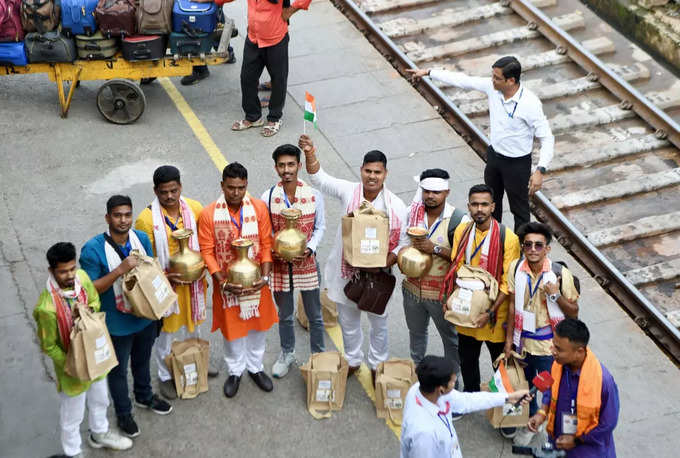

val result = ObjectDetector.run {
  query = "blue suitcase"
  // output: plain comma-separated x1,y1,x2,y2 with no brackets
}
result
61,0,98,37
172,0,216,34
0,42,28,66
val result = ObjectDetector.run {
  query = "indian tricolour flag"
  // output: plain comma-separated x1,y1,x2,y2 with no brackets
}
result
488,361,515,393
304,91,318,128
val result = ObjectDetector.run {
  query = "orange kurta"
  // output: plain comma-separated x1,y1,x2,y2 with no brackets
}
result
198,198,278,341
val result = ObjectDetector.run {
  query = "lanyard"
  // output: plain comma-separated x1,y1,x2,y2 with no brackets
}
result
427,218,442,239
164,215,180,231
283,192,294,209
503,88,523,118
119,239,132,257
527,273,544,299
565,368,578,414
470,234,487,260
230,207,244,236
438,413,453,438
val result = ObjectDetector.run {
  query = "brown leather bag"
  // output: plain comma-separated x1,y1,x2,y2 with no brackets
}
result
20,0,59,33
344,270,396,316
95,0,136,37
136,0,172,34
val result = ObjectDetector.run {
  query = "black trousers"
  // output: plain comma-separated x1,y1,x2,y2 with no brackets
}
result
484,145,531,232
457,333,504,392
240,34,289,122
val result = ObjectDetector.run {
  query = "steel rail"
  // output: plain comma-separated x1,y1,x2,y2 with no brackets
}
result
331,0,680,363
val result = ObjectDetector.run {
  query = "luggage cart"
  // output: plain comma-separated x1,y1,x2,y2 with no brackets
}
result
0,28,231,125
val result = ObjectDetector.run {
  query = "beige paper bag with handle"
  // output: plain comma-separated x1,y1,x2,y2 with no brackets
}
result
123,251,178,320
300,351,349,419
341,201,389,268
65,305,118,381
444,264,499,327
375,358,417,425
484,352,529,428
165,338,210,399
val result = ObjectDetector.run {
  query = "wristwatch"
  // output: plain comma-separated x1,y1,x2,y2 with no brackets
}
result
262,275,270,285
548,291,561,302
537,166,547,174
433,245,442,256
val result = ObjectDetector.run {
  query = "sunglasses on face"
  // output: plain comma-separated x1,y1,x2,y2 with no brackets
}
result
522,241,546,251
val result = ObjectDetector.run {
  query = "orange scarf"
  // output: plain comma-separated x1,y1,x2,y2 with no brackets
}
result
546,348,603,437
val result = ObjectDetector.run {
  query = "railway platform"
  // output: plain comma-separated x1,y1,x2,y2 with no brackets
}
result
0,0,678,457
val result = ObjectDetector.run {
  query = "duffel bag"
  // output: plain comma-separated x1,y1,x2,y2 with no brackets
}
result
61,0,98,37
0,0,24,41
20,0,59,33
137,0,172,35
122,34,165,61
0,41,27,65
75,31,117,59
95,0,136,37
168,30,212,57
172,0,216,34
26,31,77,62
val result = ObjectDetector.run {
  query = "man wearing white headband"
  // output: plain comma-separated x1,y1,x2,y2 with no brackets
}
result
400,169,469,407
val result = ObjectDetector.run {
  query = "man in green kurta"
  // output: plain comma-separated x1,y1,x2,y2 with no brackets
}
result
34,242,132,458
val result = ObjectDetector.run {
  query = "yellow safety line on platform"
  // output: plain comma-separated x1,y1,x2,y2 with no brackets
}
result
162,76,401,440
159,77,228,171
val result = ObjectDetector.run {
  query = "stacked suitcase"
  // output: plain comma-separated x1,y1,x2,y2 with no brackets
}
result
0,0,219,65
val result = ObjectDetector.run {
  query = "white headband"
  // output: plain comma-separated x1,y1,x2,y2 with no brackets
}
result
419,177,449,191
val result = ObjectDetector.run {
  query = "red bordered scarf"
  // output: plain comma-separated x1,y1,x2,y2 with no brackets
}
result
47,272,88,350
340,184,402,279
269,180,319,292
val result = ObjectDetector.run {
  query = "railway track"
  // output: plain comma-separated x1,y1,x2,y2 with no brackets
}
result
331,0,680,363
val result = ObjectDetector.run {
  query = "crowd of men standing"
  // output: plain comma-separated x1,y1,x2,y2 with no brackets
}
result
36,55,619,458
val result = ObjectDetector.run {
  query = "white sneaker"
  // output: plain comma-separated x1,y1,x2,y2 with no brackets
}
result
272,352,296,378
513,426,536,447
88,430,133,451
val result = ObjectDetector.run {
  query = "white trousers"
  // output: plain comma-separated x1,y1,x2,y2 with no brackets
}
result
222,330,266,376
154,327,201,382
59,378,109,457
337,301,389,370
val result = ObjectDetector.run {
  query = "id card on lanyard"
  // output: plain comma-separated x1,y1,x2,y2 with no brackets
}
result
523,273,543,333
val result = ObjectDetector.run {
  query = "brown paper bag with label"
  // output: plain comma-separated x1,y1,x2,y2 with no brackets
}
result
166,338,210,399
445,264,499,327
65,306,118,381
296,288,339,330
375,358,417,425
484,353,529,428
123,251,178,320
300,351,349,419
341,201,389,268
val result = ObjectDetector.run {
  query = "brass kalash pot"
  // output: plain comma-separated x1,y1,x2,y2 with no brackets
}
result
397,227,434,279
227,239,261,288
274,208,307,262
169,229,205,282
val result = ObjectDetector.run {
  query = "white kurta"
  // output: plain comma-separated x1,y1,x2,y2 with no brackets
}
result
307,167,409,312
401,383,507,458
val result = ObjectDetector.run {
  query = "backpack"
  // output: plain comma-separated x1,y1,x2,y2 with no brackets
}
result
447,207,467,247
136,0,172,35
0,0,24,41
20,0,59,33
513,257,581,294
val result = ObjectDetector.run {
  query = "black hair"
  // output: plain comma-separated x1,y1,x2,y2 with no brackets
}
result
222,162,248,181
106,195,133,214
416,355,455,394
492,56,521,84
419,168,450,180
46,242,76,269
517,221,553,245
555,318,590,347
272,144,301,163
362,150,387,167
153,165,181,188
468,184,494,200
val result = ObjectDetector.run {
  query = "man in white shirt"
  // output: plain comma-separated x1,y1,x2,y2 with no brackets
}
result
401,355,530,458
407,56,555,231
298,134,408,382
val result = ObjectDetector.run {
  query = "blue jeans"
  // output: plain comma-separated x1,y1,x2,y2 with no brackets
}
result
273,265,325,354
107,322,157,417
522,353,554,416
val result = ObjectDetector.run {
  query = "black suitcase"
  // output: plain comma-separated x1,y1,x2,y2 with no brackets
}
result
121,34,165,61
25,31,77,63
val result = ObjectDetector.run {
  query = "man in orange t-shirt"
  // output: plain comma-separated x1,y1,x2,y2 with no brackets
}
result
198,162,278,398
218,0,312,137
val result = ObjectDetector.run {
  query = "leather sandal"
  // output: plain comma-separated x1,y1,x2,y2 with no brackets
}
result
261,120,281,137
231,118,264,131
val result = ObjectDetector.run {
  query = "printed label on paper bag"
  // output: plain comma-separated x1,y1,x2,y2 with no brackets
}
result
316,380,333,402
364,227,377,239
360,239,380,254
387,389,401,398
95,335,106,349
152,275,170,303
385,398,403,409
94,346,110,364
184,363,198,386
451,288,472,314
